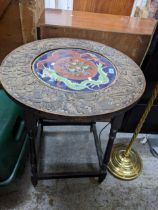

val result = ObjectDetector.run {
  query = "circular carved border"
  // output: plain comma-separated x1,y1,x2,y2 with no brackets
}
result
0,38,146,117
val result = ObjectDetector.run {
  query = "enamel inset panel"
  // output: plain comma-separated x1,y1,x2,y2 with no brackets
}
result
32,49,116,92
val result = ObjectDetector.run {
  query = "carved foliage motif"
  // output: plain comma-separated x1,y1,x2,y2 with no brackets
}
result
0,38,145,117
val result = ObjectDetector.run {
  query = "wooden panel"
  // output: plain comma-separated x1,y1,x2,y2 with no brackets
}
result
19,0,44,43
38,9,156,35
0,0,44,64
37,9,156,64
0,0,23,63
73,0,134,16
0,0,11,18
39,26,151,65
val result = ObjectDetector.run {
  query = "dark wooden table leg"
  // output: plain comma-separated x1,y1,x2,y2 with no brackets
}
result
24,110,38,187
98,114,124,183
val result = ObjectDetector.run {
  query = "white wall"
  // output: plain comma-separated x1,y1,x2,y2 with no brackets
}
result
45,0,55,8
45,0,73,10
131,0,148,16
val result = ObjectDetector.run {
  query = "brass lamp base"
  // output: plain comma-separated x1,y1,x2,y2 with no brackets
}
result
108,144,142,180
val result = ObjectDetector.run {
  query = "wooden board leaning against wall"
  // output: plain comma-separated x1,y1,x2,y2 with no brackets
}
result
38,9,156,65
0,0,44,64
73,0,134,16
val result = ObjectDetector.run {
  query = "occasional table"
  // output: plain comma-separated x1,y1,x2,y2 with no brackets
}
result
0,38,145,186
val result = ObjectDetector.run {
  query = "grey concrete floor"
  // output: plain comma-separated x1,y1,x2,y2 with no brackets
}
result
0,123,158,210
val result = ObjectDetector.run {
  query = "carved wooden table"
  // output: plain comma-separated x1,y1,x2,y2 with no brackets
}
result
0,38,145,186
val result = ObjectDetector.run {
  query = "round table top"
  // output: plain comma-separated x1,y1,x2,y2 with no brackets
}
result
0,38,145,118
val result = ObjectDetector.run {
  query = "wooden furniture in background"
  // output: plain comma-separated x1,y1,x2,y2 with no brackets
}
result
0,0,11,17
73,0,134,16
0,0,44,63
37,9,156,65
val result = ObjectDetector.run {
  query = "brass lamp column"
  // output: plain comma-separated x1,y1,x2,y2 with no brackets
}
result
108,83,158,180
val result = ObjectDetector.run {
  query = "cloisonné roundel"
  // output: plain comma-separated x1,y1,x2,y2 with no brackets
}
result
32,48,117,92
